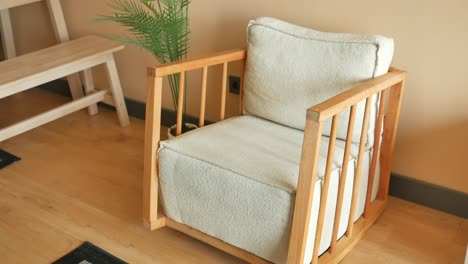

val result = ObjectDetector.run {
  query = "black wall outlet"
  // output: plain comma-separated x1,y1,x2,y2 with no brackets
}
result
229,76,241,95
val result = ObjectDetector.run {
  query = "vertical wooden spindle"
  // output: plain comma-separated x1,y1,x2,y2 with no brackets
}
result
287,117,323,264
199,67,208,127
239,59,246,115
143,71,163,227
330,105,357,253
364,90,388,218
347,98,372,237
220,62,228,121
176,71,185,136
311,115,339,264
378,80,405,199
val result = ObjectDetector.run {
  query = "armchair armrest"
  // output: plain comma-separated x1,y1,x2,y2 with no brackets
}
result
288,68,407,264
307,68,407,122
148,49,246,77
147,48,247,135
143,49,247,230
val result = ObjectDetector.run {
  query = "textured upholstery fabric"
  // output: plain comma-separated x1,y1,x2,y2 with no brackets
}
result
244,17,394,147
158,116,380,263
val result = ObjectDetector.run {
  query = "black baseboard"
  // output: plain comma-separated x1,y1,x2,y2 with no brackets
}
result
389,173,467,218
39,80,468,219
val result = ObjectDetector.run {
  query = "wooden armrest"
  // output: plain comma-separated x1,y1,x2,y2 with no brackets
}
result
148,49,246,77
289,67,407,264
307,68,407,122
144,48,247,228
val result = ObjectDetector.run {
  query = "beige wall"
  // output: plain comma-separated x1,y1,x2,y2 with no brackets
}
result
3,0,467,193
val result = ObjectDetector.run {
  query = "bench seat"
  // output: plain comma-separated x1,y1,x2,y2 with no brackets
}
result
0,35,123,99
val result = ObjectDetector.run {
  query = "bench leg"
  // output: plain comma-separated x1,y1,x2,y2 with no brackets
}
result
81,69,99,115
105,56,130,127
45,0,86,104
0,9,17,59
66,73,85,100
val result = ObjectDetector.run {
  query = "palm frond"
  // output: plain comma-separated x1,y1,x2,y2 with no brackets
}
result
99,0,190,111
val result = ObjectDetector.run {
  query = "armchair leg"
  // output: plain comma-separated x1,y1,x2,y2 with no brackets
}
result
143,71,165,229
287,116,323,264
378,80,405,200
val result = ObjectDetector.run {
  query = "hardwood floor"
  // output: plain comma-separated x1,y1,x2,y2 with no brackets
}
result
0,88,466,263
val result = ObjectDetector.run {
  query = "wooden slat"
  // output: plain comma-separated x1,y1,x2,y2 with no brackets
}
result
198,66,208,127
378,80,406,199
176,71,185,136
166,218,270,264
330,105,357,253
0,0,42,10
154,49,246,77
239,58,246,115
143,73,166,230
0,90,106,142
88,88,114,107
0,9,16,59
347,98,373,237
308,70,406,122
364,90,388,217
318,199,387,264
287,111,323,263
312,115,339,264
220,62,228,121
0,36,124,99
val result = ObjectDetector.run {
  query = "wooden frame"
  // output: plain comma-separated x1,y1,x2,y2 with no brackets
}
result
144,49,406,264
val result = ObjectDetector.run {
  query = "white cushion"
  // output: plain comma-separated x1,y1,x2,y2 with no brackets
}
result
244,17,394,147
158,116,380,263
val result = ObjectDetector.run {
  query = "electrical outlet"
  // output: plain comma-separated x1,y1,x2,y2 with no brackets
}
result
229,76,241,95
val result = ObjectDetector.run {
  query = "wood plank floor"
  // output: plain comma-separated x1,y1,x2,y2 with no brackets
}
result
0,89,467,264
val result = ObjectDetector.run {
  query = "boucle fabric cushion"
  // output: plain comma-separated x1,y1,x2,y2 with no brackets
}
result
244,17,394,147
158,116,380,263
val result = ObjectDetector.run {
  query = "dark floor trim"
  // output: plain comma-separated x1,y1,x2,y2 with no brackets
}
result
389,173,467,218
39,80,468,219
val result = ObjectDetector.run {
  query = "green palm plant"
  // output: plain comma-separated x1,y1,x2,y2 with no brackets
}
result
98,0,192,133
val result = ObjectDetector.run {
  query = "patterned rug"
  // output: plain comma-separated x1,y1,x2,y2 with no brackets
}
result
53,242,127,264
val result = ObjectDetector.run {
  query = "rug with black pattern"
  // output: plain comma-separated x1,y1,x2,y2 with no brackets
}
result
53,242,127,264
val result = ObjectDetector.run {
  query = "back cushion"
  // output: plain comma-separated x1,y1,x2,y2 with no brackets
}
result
244,17,394,147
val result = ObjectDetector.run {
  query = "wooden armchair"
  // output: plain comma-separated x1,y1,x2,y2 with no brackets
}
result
143,17,406,264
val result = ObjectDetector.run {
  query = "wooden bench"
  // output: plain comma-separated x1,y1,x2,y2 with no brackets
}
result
0,36,130,141
0,0,129,142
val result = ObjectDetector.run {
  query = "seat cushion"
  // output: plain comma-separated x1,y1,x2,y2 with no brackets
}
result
160,115,357,193
244,17,394,147
158,116,380,263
